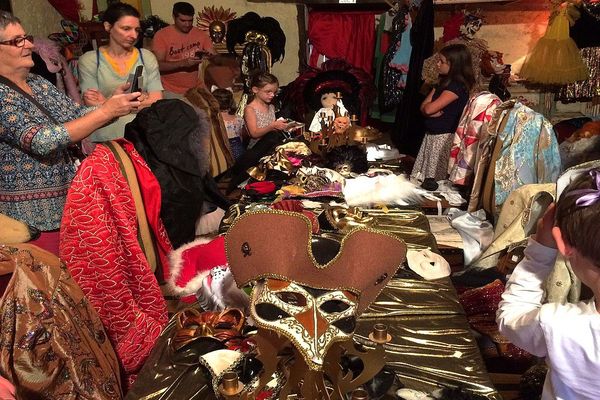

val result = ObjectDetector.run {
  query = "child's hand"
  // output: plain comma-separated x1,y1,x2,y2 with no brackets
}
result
533,203,557,249
272,119,289,130
83,89,107,106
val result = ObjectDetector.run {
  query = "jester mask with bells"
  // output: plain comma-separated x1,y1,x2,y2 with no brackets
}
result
226,210,407,372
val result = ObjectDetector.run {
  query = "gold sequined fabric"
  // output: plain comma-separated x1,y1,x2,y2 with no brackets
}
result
557,46,600,101
0,244,122,399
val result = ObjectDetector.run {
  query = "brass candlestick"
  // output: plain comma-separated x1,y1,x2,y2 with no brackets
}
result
351,388,369,400
218,371,243,398
368,323,392,345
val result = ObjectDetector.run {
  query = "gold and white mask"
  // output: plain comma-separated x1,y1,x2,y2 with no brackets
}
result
251,278,358,370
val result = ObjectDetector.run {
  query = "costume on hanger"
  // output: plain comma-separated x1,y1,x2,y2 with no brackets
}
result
307,11,377,75
493,102,561,207
519,4,588,85
448,92,502,186
32,37,81,103
391,0,434,156
60,140,171,387
381,5,411,111
558,3,600,101
0,244,122,399
185,88,234,177
473,101,561,214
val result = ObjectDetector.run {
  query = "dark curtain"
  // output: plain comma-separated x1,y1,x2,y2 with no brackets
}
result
308,11,377,75
391,0,434,157
0,0,11,12
47,0,81,22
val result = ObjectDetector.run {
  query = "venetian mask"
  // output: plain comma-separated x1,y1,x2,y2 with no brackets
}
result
460,14,483,40
406,249,450,280
333,115,351,135
225,210,407,373
209,20,226,44
320,92,338,109
251,278,358,369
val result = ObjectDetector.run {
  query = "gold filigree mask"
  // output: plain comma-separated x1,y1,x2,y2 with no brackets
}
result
251,278,358,370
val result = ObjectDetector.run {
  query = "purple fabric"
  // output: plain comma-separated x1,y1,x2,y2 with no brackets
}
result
570,170,600,207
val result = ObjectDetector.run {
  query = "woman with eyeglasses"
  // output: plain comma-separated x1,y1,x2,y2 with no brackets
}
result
78,2,163,143
0,11,142,254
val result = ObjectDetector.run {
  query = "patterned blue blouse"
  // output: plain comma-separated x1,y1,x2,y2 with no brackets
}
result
0,74,91,231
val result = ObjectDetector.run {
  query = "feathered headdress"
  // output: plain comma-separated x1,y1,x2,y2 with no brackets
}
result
283,59,376,126
196,6,237,31
225,12,286,64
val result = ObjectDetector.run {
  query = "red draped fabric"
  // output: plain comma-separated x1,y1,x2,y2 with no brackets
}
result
60,140,171,388
308,11,377,75
47,0,81,22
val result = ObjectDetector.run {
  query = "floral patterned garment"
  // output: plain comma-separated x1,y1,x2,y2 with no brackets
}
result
0,74,91,231
494,101,561,207
0,244,123,399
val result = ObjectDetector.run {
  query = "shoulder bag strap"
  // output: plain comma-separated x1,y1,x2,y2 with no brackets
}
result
103,141,159,273
0,75,59,124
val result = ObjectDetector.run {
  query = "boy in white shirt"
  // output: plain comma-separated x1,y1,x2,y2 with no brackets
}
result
497,169,600,400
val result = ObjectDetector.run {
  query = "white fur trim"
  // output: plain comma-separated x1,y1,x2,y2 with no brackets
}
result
167,236,220,296
343,174,423,207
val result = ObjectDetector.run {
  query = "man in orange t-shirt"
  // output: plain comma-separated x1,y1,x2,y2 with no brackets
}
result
152,2,214,98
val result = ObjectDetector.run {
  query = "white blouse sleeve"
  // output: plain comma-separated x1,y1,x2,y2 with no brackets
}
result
496,238,558,357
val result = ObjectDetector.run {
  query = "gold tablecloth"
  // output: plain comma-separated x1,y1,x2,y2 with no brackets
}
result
358,275,500,399
129,208,499,399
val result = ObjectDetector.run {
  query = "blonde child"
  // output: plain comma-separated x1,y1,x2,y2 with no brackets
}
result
497,169,600,399
212,88,245,161
243,72,288,149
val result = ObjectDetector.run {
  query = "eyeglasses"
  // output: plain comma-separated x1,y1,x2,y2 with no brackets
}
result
0,35,34,48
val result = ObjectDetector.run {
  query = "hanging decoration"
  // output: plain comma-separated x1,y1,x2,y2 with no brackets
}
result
422,9,488,87
47,0,82,22
519,1,589,85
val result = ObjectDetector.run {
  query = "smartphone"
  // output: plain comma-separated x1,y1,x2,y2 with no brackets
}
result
128,65,143,93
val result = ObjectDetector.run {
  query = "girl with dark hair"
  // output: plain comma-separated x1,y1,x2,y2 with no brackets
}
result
213,88,246,160
411,43,474,190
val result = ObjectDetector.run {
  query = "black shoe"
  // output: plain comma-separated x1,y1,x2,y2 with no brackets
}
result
421,177,438,191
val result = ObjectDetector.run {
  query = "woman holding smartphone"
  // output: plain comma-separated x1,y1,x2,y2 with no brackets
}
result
78,2,163,143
